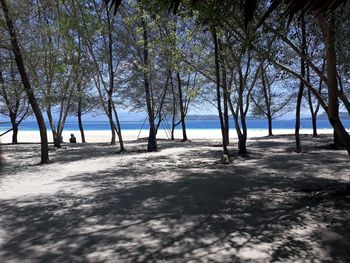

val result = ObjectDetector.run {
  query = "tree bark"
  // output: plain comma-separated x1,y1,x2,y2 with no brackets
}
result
77,101,86,143
1,0,49,163
222,64,230,146
141,12,157,152
11,122,18,144
295,16,306,153
317,14,350,154
267,115,273,136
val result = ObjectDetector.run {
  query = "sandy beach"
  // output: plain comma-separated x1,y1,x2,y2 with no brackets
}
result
1,132,350,262
0,128,337,144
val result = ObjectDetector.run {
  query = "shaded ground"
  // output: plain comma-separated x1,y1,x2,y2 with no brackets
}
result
0,135,350,262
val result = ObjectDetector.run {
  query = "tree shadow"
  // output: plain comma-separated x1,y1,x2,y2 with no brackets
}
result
0,135,350,262
1,171,350,261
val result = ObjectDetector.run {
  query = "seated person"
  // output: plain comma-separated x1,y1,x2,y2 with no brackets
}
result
69,134,77,144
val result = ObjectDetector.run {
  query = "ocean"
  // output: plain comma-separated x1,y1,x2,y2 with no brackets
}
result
1,119,350,132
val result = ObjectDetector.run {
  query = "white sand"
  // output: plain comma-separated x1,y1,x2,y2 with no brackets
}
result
0,134,349,262
0,128,336,143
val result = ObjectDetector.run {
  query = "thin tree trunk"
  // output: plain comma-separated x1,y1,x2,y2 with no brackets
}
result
106,7,118,147
170,72,177,140
1,0,49,163
46,108,61,148
222,65,230,146
77,82,86,143
261,68,273,136
307,87,318,138
111,102,126,152
108,109,116,145
176,72,188,141
77,100,86,143
212,29,230,159
141,13,157,152
295,83,303,153
267,114,273,136
305,60,318,138
237,70,248,156
0,70,20,144
295,16,306,153
218,39,230,146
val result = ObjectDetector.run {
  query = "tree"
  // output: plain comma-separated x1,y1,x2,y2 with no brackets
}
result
0,0,49,163
0,59,30,144
251,64,293,136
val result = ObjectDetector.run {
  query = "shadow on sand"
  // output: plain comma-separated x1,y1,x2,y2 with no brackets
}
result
0,135,350,262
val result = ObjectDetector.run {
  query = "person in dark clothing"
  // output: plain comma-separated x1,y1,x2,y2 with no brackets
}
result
69,134,77,143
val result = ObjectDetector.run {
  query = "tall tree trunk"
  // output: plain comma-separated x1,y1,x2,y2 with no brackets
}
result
222,65,230,146
261,69,273,136
218,39,230,146
212,29,230,159
295,17,306,153
176,72,188,141
170,72,177,140
141,13,157,152
1,0,49,163
318,14,350,154
108,108,116,145
295,82,304,153
306,61,318,138
237,70,248,156
77,90,86,143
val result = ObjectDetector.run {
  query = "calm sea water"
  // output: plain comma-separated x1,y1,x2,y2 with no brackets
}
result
1,119,350,132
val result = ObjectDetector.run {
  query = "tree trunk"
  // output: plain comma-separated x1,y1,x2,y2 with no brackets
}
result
176,72,188,141
295,83,303,153
311,112,318,137
267,114,273,136
1,0,49,163
54,136,61,148
11,122,18,144
108,101,116,145
141,13,157,152
112,103,126,152
317,14,350,155
212,29,230,158
222,65,230,146
306,59,318,138
238,134,247,155
170,73,177,140
261,69,273,136
308,87,318,138
77,99,86,143
46,109,61,148
295,16,306,153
